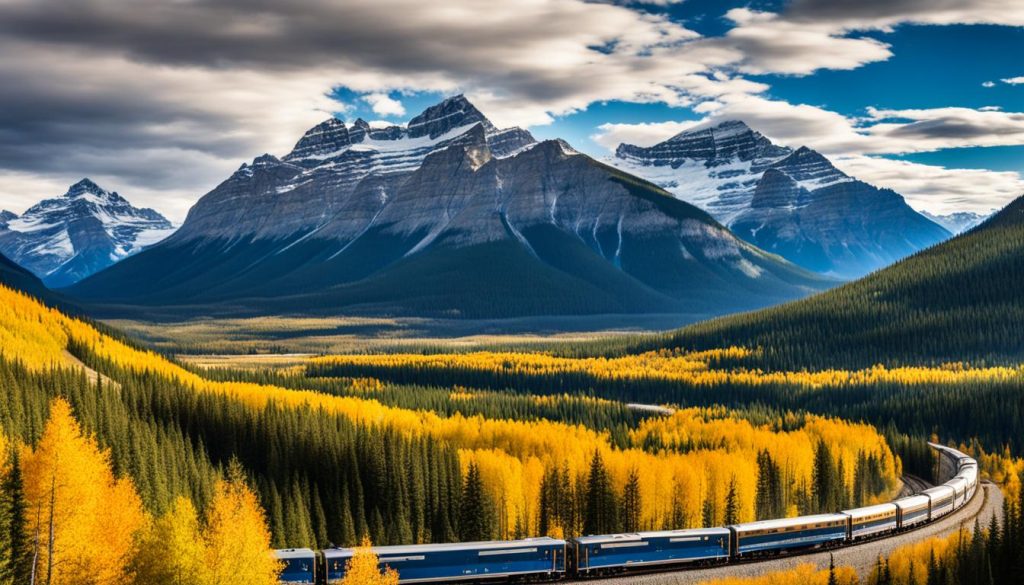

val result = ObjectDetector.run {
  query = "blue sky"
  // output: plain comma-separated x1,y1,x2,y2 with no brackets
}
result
335,16,1024,179
0,0,1022,219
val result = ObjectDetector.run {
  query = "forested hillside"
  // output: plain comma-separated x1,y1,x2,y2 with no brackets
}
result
636,194,1024,369
0,284,900,554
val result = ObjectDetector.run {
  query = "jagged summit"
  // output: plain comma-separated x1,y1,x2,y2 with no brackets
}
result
68,96,828,319
0,178,175,287
611,119,949,278
283,95,531,165
617,119,789,168
407,94,496,139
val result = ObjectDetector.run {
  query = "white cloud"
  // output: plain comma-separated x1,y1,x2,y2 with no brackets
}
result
982,81,996,87
0,0,1021,222
1003,76,1024,85
590,120,702,150
702,9,893,76
833,156,1024,215
864,106,1024,152
362,93,406,117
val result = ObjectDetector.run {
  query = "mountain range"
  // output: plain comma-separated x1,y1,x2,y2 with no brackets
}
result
68,96,829,319
646,192,1024,368
612,121,951,278
0,179,174,287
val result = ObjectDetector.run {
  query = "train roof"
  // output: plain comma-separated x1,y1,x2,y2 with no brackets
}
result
274,548,317,559
894,494,931,507
730,513,846,532
574,527,729,545
921,485,955,498
322,537,565,558
841,503,898,517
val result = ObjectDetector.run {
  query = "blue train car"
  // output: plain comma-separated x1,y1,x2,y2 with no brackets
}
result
894,494,930,528
841,503,898,540
730,514,847,556
573,528,730,574
322,537,566,583
274,548,317,584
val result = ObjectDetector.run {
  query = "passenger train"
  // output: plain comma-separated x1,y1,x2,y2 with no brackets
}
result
276,444,978,584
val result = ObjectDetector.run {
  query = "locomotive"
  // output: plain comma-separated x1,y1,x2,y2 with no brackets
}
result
276,444,978,584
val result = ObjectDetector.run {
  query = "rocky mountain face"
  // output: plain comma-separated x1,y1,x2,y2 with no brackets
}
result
613,121,951,278
70,97,829,319
0,179,175,287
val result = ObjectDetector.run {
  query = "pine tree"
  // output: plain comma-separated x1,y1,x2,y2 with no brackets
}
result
583,452,618,535
927,548,939,585
701,498,715,528
724,476,739,525
813,441,835,512
1,452,28,585
621,469,641,533
458,463,492,542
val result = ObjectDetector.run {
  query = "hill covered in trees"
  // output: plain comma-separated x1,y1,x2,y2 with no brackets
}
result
0,283,900,558
638,194,1024,369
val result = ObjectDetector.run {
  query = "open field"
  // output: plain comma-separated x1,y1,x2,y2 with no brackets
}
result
104,312,699,355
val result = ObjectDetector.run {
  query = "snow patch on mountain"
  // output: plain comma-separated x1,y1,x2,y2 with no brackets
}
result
0,179,175,286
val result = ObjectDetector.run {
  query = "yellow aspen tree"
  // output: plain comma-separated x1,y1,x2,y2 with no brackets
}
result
202,463,281,585
21,398,146,585
338,537,399,585
131,496,204,585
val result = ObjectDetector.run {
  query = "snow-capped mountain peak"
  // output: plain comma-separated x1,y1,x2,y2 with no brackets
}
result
0,178,176,287
172,96,537,243
610,120,949,278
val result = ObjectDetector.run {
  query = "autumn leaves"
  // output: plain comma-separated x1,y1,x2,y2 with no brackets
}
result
5,398,279,585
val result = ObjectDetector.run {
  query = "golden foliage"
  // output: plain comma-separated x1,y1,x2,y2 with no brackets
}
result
202,465,282,585
312,348,1024,388
131,476,282,585
872,531,961,585
21,397,147,585
338,537,399,585
0,285,898,538
132,497,205,585
696,563,859,585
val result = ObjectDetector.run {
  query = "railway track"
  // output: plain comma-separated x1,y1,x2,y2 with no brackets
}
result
585,480,1001,584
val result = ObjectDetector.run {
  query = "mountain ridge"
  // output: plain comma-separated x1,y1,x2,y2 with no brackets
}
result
69,97,831,319
611,120,951,278
641,192,1024,368
0,178,175,287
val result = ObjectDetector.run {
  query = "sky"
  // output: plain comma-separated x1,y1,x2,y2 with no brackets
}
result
0,0,1022,222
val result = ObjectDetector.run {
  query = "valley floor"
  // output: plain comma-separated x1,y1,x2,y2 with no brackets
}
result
104,312,700,355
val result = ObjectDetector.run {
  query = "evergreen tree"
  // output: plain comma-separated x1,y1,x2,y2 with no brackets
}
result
813,441,835,512
458,463,492,542
0,449,27,585
583,451,618,535
701,498,715,528
621,469,641,533
724,476,739,525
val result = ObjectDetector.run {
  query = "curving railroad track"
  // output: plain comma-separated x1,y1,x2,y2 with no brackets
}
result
586,480,1002,584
